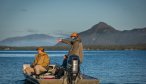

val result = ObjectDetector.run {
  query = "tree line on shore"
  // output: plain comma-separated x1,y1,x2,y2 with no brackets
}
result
0,44,146,50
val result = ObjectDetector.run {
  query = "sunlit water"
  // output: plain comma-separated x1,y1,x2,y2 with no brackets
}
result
0,50,146,84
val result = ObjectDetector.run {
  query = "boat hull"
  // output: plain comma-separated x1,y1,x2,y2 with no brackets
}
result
24,73,99,84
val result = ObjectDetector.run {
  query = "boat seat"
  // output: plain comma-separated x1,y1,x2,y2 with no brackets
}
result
38,65,55,76
38,71,48,76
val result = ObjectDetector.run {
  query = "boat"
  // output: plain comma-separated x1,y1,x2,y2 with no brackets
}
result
23,64,99,84
23,55,99,84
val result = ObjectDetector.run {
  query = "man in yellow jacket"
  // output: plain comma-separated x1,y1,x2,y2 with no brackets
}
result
25,47,50,76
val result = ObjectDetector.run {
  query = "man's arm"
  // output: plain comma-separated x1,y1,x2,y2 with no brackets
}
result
31,55,38,67
61,39,72,45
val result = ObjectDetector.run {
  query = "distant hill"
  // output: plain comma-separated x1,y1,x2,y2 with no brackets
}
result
57,22,146,46
1,22,146,47
0,34,57,46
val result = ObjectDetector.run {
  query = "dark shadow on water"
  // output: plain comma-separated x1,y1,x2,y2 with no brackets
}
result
14,79,34,84
14,79,25,84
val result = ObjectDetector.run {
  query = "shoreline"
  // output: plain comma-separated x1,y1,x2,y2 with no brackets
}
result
0,45,146,50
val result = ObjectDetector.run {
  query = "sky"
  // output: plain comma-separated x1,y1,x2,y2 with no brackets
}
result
0,0,146,41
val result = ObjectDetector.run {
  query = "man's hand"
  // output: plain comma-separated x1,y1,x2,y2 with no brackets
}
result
30,64,35,68
57,38,62,43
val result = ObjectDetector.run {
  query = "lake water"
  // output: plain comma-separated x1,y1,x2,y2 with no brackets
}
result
0,50,146,84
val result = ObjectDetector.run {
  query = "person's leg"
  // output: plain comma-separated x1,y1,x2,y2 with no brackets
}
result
25,67,34,75
34,65,47,75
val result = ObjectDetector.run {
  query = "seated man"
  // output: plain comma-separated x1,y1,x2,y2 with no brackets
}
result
54,55,68,79
25,47,50,77
61,55,68,69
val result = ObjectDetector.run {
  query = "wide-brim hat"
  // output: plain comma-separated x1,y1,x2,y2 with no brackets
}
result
36,47,44,51
70,32,78,37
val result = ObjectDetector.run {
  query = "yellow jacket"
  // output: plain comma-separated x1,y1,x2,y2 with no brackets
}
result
32,52,50,68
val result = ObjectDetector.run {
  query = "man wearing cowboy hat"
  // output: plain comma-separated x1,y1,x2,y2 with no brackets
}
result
58,32,83,63
25,47,50,77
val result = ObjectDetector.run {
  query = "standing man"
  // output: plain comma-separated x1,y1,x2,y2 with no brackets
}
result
58,32,83,63
25,47,50,77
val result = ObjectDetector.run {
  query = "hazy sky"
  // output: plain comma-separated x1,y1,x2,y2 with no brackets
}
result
0,0,146,40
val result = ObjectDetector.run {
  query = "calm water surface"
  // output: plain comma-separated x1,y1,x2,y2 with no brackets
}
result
0,50,146,84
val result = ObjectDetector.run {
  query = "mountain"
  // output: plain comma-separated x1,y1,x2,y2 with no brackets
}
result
80,22,119,35
1,22,146,47
0,34,57,46
57,22,146,46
